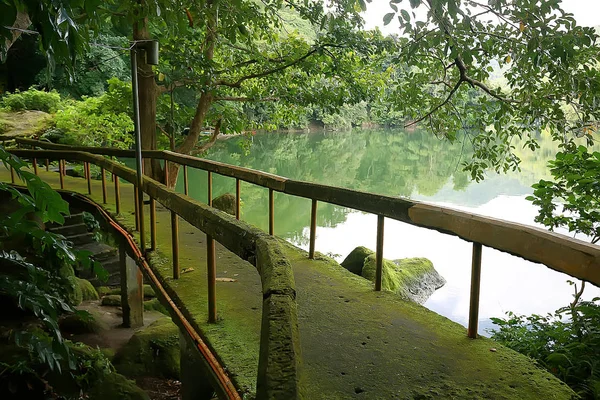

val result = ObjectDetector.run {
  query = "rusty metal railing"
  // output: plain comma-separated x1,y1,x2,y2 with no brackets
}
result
11,138,600,339
5,147,302,399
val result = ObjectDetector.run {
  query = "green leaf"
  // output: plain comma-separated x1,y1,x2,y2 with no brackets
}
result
383,12,395,26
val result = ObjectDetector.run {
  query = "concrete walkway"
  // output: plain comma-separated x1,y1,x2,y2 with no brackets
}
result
2,166,575,399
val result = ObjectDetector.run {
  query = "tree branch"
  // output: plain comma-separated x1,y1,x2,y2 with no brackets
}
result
405,78,463,128
191,119,222,155
213,46,323,88
213,96,279,102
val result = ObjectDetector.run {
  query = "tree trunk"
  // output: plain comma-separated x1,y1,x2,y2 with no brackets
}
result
165,4,218,189
133,1,162,182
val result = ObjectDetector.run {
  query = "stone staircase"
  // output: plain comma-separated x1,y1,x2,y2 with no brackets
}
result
47,212,121,286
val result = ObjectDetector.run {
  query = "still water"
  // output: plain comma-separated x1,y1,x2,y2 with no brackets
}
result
173,129,600,334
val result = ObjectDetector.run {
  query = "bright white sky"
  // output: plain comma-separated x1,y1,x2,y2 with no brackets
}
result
363,0,600,33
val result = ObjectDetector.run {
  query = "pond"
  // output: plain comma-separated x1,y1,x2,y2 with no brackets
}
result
172,128,600,335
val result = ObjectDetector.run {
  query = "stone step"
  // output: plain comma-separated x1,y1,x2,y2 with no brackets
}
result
78,242,117,259
101,258,121,274
48,223,88,236
65,232,95,246
47,212,85,230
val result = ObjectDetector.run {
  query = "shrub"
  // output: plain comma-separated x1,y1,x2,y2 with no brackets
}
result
1,88,61,113
54,78,134,149
491,282,600,399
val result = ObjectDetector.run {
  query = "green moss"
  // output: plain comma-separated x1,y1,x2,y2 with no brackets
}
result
340,246,374,275
59,311,108,334
113,317,180,379
97,286,112,296
143,284,156,298
144,298,168,315
69,276,83,306
362,255,430,293
212,193,236,215
87,371,149,400
77,278,99,301
101,294,121,306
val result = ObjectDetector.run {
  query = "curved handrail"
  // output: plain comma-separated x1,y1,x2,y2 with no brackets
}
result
7,148,302,399
12,139,600,288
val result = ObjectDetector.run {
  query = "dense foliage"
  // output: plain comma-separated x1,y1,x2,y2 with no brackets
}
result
528,144,600,244
52,78,134,149
0,147,112,397
491,282,600,398
0,88,61,113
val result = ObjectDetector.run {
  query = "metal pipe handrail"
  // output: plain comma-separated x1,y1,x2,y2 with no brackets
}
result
5,148,301,398
11,142,600,290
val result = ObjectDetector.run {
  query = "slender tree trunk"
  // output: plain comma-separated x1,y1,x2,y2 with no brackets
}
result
166,3,218,188
133,1,161,182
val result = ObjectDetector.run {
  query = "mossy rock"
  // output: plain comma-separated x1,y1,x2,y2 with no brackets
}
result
113,317,180,379
143,284,156,299
107,287,121,296
362,255,446,304
341,246,375,275
97,286,113,296
87,370,149,400
69,276,83,306
212,193,236,215
77,278,99,301
144,298,168,316
59,311,108,334
101,294,121,306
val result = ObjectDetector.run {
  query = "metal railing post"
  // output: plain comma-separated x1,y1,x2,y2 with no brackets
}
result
375,215,385,291
164,159,169,187
134,187,140,231
150,198,157,251
45,159,49,172
468,243,483,338
309,199,317,259
207,236,217,323
101,167,107,203
10,165,15,184
183,165,188,195
269,188,274,235
85,162,92,194
235,178,240,220
59,160,64,189
207,171,212,206
114,174,121,214
171,211,180,279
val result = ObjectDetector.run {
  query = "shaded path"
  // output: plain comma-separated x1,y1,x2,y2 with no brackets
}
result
1,166,575,399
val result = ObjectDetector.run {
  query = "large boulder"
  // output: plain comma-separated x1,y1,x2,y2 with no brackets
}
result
362,255,445,304
112,317,180,379
340,246,374,275
212,193,236,215
77,278,99,301
59,310,109,334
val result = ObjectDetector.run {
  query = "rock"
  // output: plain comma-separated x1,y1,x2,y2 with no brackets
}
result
87,370,149,400
77,278,99,301
144,284,156,299
212,193,236,215
113,317,180,379
362,255,445,304
101,294,121,306
97,286,112,296
341,246,375,275
69,276,83,306
59,311,108,334
144,298,169,316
